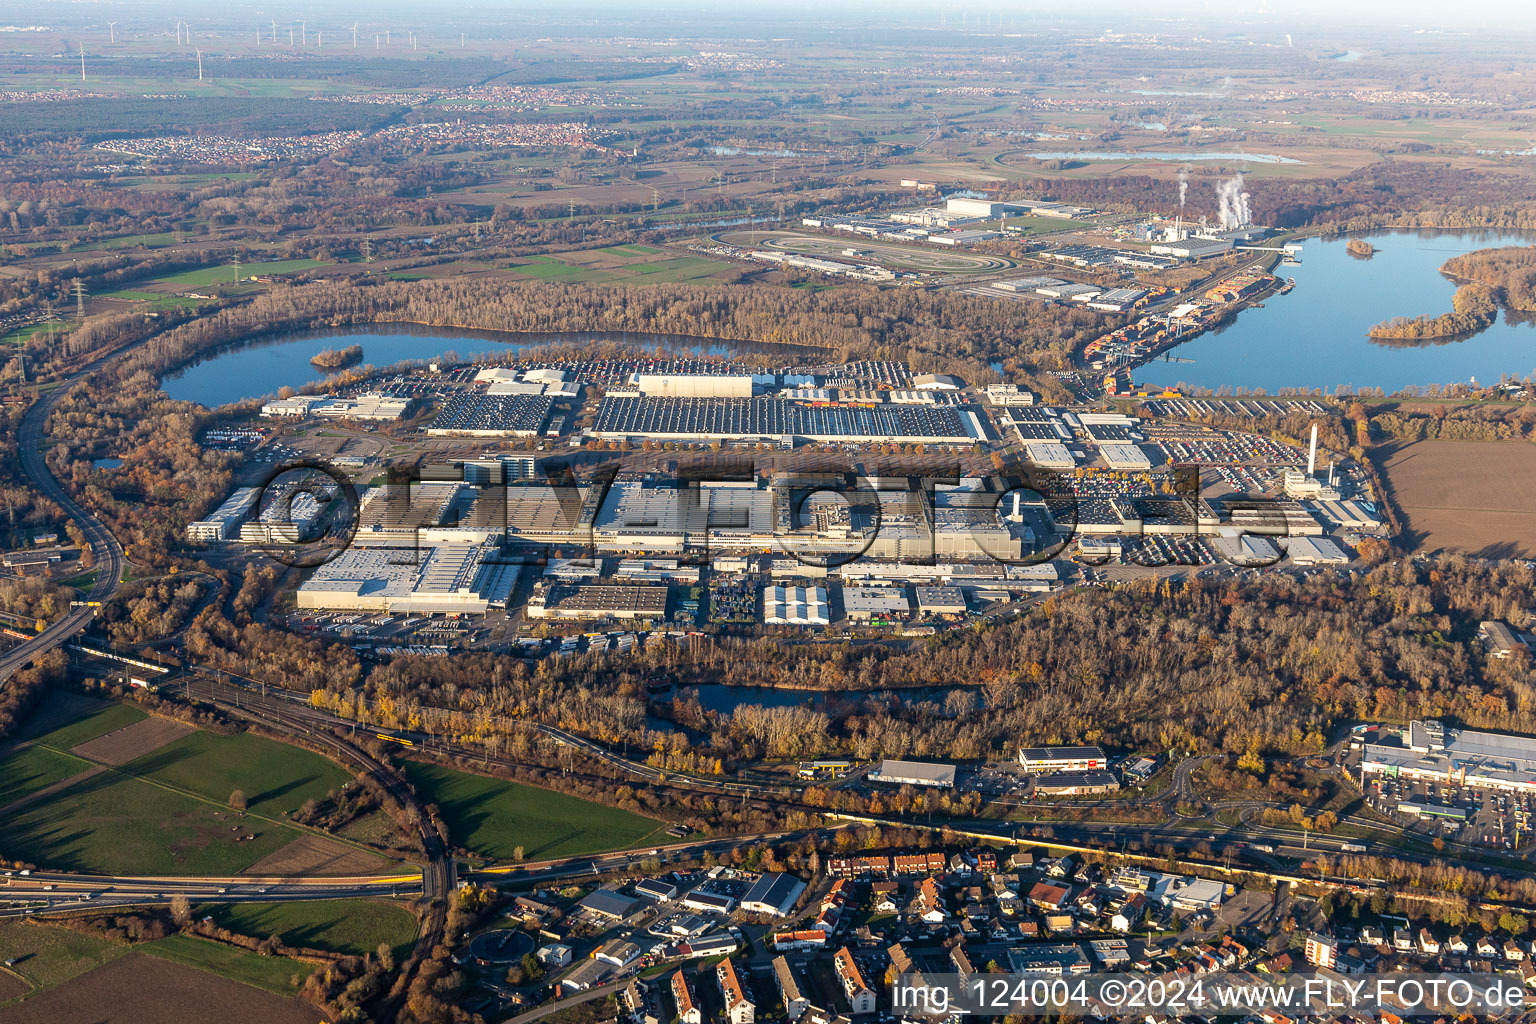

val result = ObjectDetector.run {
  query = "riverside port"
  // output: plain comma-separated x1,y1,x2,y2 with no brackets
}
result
1080,262,1289,382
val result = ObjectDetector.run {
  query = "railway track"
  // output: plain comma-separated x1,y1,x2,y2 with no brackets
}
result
1,364,125,682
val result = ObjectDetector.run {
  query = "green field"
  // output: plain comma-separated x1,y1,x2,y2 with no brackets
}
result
401,762,662,861
140,933,313,995
0,917,129,1002
506,247,734,285
69,231,180,252
145,259,330,291
0,746,90,807
103,288,207,311
0,702,362,875
21,701,145,748
200,900,417,958
0,321,67,347
126,731,352,819
0,772,301,875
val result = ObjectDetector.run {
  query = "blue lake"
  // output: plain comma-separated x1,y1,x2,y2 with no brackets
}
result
1142,231,1536,394
161,326,754,407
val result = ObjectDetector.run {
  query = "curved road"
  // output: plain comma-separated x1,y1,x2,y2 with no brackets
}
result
1,375,124,681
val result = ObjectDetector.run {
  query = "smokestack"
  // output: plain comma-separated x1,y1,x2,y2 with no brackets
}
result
1308,424,1318,477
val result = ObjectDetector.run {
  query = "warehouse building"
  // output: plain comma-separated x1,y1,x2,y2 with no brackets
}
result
1024,442,1076,469
915,586,966,616
1362,719,1536,793
841,586,910,622
1283,536,1351,565
1149,238,1233,260
578,888,643,921
636,373,755,398
186,486,261,541
589,396,976,444
1480,621,1529,659
1086,287,1148,313
992,277,1065,294
1033,770,1121,796
764,585,830,626
1210,534,1280,566
1098,443,1153,471
741,872,807,917
427,393,554,437
296,544,519,614
527,584,668,621
871,759,957,788
260,393,411,421
945,197,1004,219
1019,745,1107,773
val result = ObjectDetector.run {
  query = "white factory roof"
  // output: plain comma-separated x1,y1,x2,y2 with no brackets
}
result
1284,536,1350,565
764,584,829,626
872,759,957,787
1366,721,1536,791
1025,442,1076,469
1210,534,1280,566
993,276,1066,292
297,543,519,613
1099,443,1153,470
841,586,910,618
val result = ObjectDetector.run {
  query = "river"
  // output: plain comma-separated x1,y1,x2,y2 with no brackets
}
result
1141,230,1536,394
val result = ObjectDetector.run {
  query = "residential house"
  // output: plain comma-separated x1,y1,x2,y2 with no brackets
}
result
716,959,755,1024
772,956,808,1022
671,970,701,1024
1028,882,1072,912
834,947,877,1016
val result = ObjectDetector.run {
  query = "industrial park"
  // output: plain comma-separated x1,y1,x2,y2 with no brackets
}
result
4,4,1536,1024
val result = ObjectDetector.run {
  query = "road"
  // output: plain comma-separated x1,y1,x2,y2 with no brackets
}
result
0,870,421,919
0,371,125,681
182,673,452,1023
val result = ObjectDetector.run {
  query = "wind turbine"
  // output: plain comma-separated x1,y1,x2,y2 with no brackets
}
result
175,20,183,45
271,19,276,42
352,23,358,47
375,33,380,48
196,49,203,81
79,44,85,82
317,30,322,48
299,20,306,46
107,21,117,43
289,28,293,45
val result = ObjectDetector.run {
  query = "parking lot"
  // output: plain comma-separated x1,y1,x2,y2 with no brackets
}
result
1360,769,1533,850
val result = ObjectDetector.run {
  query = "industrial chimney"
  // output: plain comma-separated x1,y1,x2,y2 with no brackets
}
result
1308,424,1318,478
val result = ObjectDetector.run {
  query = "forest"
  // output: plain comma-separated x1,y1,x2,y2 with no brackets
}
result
276,556,1536,770
1369,283,1498,340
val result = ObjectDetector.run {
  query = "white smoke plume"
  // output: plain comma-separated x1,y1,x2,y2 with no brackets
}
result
1177,168,1188,209
1214,173,1251,230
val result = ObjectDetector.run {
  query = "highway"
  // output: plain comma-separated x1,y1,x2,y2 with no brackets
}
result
0,367,125,681
0,870,422,919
